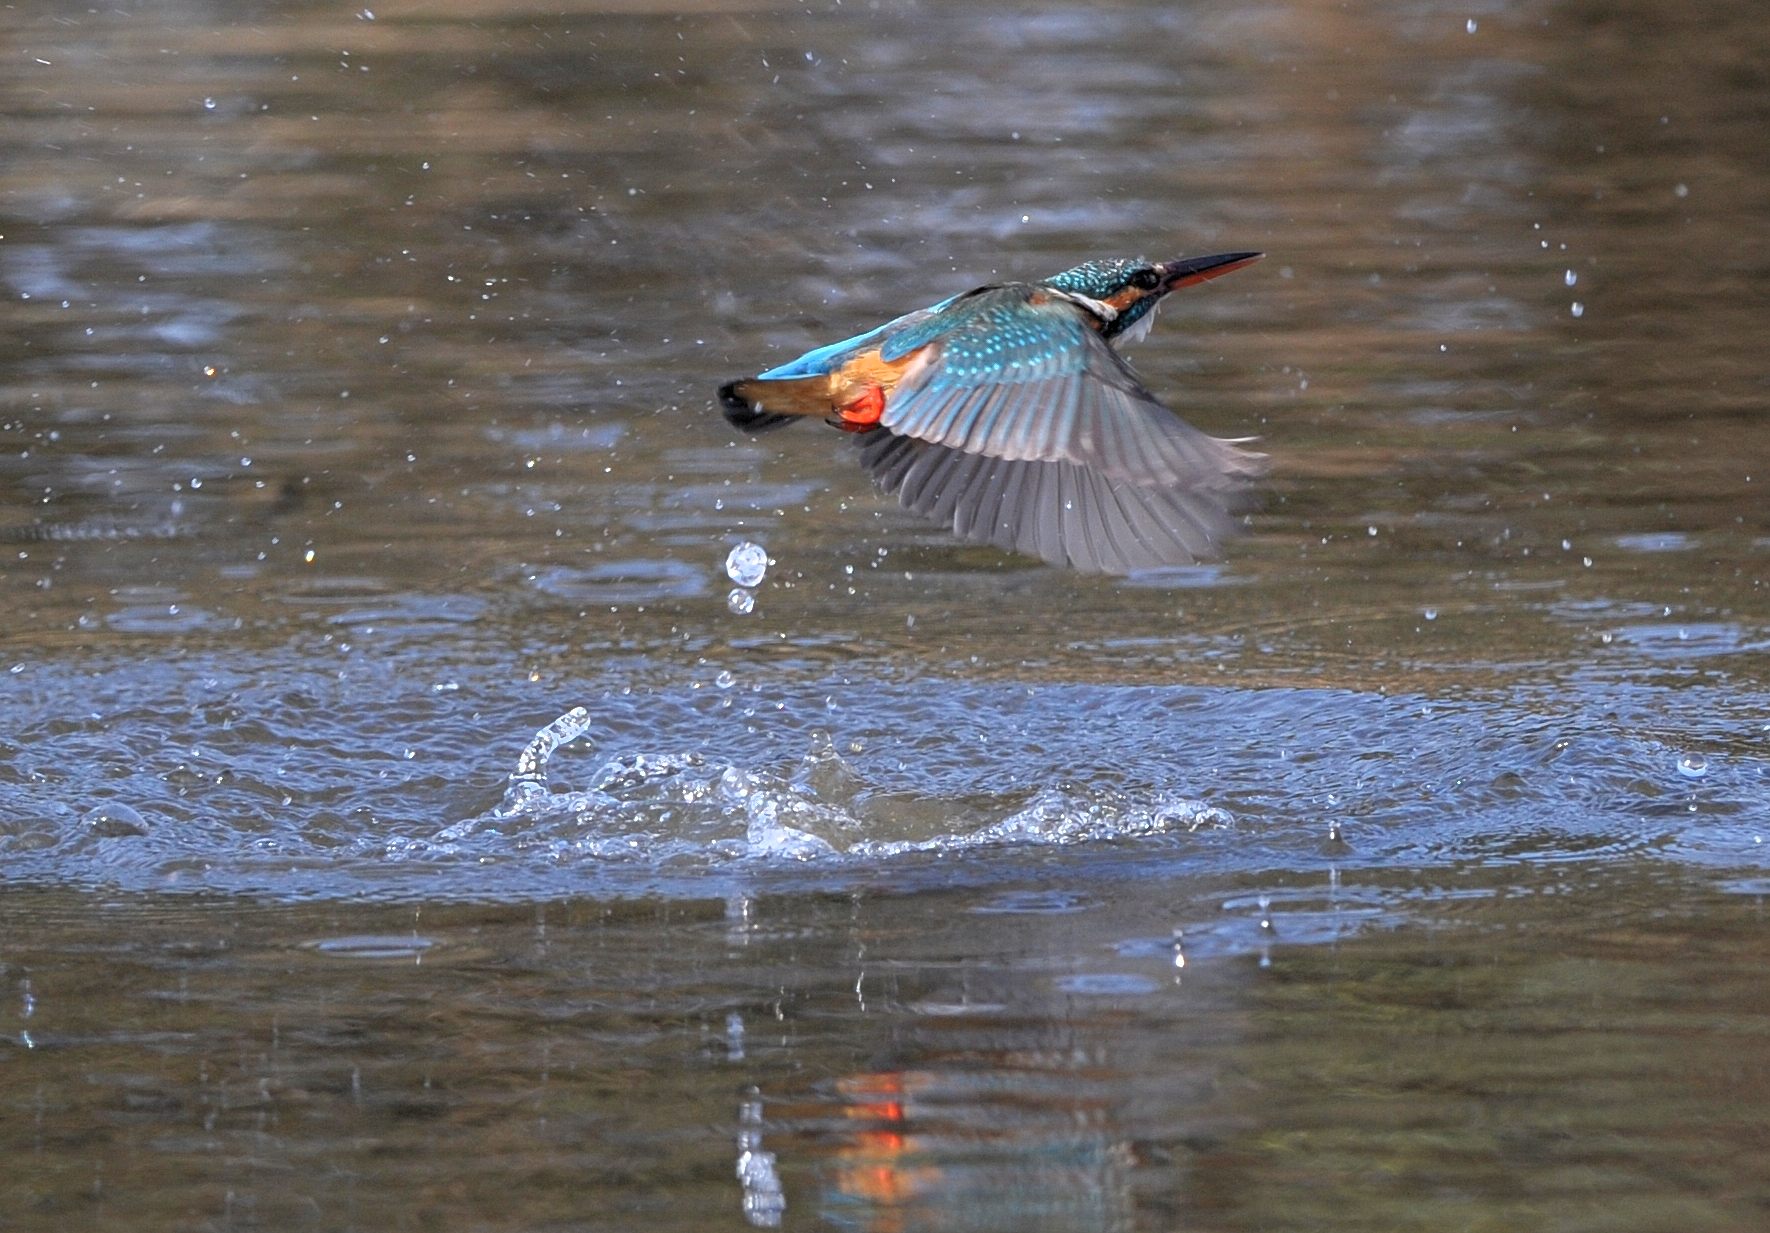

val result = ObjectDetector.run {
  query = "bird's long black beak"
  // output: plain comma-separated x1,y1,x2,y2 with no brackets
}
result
1158,251,1264,291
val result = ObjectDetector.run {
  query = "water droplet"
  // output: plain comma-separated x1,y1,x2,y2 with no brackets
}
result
1677,753,1708,779
202,96,217,111
1564,269,1578,287
1570,301,1585,318
1674,182,1689,198
715,669,736,689
1423,607,1438,621
726,588,755,615
1465,17,1477,33
725,541,768,587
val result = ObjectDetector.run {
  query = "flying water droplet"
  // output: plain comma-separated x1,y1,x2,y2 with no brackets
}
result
715,669,736,690
727,588,755,615
1465,17,1477,33
725,541,768,587
1677,753,1708,779
1571,301,1585,318
1564,269,1578,287
202,96,217,111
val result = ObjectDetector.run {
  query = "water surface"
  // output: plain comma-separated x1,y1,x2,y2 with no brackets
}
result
1,0,1767,1228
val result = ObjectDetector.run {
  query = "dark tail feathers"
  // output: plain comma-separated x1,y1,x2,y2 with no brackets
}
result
719,379,799,433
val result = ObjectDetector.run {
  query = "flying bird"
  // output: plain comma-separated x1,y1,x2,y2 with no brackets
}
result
718,252,1267,574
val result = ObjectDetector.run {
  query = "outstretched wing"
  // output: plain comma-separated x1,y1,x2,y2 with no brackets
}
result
862,284,1265,572
877,285,1264,492
859,432,1258,573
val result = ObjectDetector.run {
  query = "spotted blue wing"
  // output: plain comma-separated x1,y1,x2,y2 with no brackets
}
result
877,286,1263,491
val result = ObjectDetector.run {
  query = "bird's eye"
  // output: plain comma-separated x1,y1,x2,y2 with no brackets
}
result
1129,267,1162,291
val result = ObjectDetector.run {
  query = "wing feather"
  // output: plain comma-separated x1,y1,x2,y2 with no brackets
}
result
877,284,1267,491
858,432,1251,574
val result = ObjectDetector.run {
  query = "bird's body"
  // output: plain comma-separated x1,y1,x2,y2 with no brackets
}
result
719,252,1267,574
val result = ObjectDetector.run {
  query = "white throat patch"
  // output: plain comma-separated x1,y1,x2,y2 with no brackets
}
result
1113,302,1159,349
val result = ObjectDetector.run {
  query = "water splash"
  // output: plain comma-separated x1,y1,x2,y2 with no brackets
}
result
500,706,595,810
429,709,1236,871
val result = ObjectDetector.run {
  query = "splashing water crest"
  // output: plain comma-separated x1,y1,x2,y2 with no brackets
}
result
424,709,1238,872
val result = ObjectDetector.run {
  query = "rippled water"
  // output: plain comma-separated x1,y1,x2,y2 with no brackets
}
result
1,0,1767,1228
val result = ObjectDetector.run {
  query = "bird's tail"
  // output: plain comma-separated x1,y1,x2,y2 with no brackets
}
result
718,376,830,432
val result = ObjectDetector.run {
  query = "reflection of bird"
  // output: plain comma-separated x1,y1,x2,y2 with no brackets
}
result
719,252,1267,574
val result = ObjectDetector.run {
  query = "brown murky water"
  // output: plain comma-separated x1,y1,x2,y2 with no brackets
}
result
1,0,1767,1228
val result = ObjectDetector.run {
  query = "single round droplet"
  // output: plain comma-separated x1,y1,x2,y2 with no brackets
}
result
1564,269,1578,287
1677,753,1708,779
1423,607,1438,621
726,588,755,615
203,96,217,111
1570,301,1585,318
1465,17,1477,32
715,669,736,689
725,541,768,588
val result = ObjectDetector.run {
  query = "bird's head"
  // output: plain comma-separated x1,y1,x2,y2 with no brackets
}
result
1039,251,1263,342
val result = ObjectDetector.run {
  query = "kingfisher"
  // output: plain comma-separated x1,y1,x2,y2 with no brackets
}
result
718,251,1267,574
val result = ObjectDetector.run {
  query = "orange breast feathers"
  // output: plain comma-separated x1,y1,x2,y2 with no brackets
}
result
828,346,928,426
